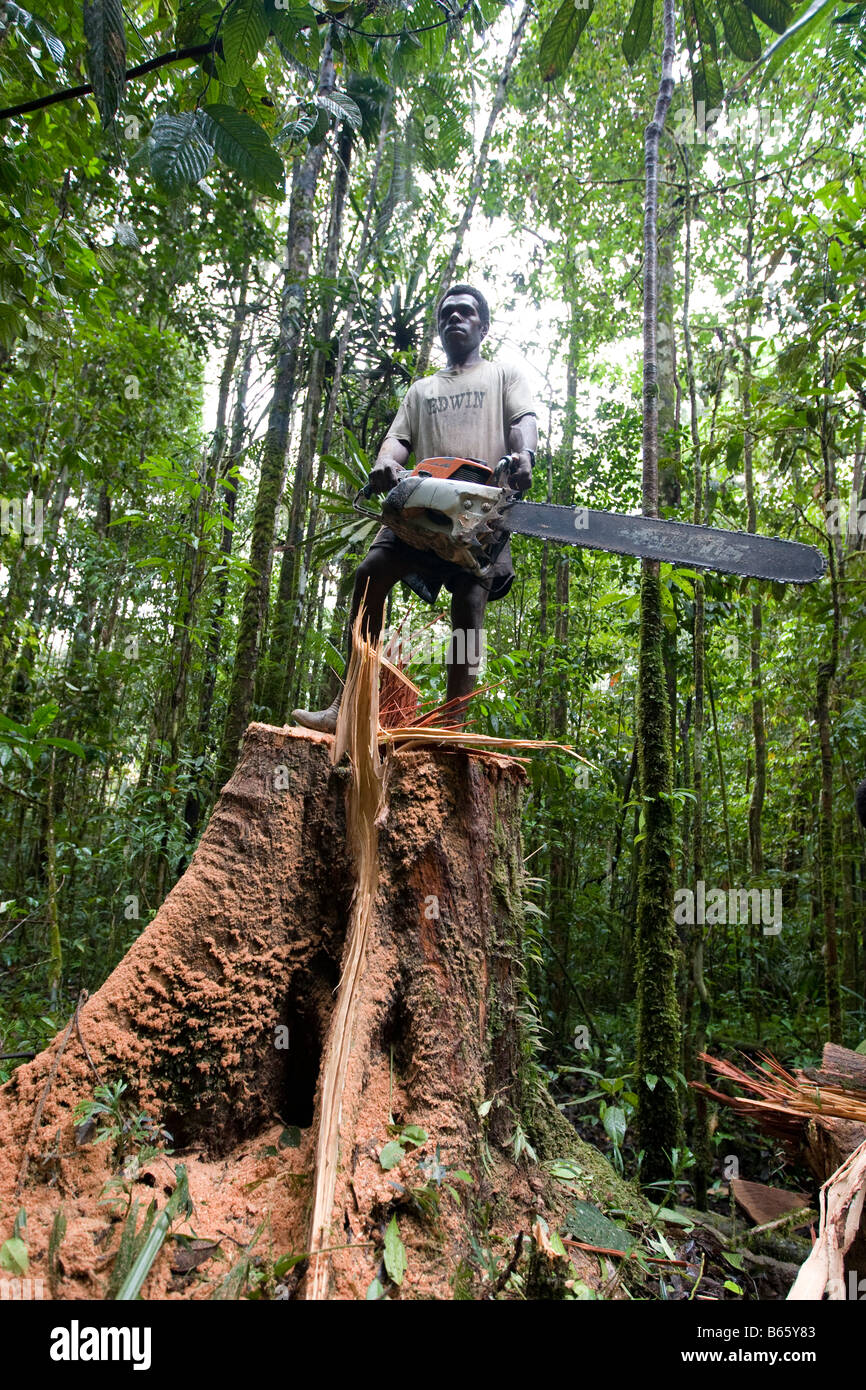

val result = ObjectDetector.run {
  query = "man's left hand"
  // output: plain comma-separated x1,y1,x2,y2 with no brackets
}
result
508,451,533,493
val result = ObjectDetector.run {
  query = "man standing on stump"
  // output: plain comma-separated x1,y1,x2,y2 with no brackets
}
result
293,284,538,733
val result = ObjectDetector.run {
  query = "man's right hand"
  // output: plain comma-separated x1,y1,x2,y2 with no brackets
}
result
367,460,407,494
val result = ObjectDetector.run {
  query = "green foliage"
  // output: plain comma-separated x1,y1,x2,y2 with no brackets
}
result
197,106,284,197
378,1124,427,1169
383,1214,406,1286
83,0,126,128
0,0,864,1286
115,1166,192,1300
150,113,214,195
74,1080,173,1171
539,0,595,82
623,0,656,63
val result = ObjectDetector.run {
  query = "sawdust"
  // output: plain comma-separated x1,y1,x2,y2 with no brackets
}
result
0,724,629,1301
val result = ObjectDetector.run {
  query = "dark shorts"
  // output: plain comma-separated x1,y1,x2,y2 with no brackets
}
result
367,525,516,606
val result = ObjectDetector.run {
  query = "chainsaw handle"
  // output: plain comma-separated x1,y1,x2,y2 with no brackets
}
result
494,456,529,499
353,481,382,520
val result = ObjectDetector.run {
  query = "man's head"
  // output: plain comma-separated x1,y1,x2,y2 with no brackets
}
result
437,284,490,363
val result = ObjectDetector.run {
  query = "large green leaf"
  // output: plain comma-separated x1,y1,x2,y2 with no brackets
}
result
564,1201,634,1253
83,0,127,128
383,1215,406,1285
149,114,214,195
412,104,465,173
622,0,655,63
685,0,725,111
265,0,318,48
759,0,839,83
116,1167,191,1301
314,91,363,131
6,3,65,63
275,108,319,147
272,2,321,75
219,0,269,86
0,1237,29,1274
718,0,763,57
539,0,595,81
307,106,330,145
198,105,284,196
696,0,720,55
743,0,794,33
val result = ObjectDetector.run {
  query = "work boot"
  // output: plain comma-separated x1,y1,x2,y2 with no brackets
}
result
291,693,342,734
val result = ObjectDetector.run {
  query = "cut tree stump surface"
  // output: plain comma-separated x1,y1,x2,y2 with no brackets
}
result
0,724,641,1300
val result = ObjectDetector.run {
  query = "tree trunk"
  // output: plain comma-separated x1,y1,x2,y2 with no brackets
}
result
182,332,255,847
741,203,766,878
682,176,711,1207
817,385,843,1043
0,725,643,1300
262,122,355,721
414,3,531,375
634,0,681,1182
656,158,682,509
215,41,336,786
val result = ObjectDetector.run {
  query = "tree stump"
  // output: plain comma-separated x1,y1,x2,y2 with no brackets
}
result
0,724,642,1300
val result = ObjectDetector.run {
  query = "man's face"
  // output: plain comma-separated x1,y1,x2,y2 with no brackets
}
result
438,294,486,358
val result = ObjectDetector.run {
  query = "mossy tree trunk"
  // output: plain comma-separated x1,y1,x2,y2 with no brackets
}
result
682,170,711,1205
740,187,767,879
818,382,843,1043
634,0,682,1183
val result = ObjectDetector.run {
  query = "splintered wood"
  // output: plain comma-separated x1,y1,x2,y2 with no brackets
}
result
306,611,385,1300
788,1140,866,1300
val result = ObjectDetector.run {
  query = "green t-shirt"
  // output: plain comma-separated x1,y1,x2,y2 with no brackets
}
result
383,358,535,468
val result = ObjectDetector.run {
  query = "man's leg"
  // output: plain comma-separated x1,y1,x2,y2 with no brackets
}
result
444,578,489,725
292,545,418,732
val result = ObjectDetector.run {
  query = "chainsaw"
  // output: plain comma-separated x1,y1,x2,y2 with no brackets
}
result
353,456,826,584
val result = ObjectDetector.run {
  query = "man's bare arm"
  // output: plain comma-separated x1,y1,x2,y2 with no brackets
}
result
506,413,538,492
368,437,410,493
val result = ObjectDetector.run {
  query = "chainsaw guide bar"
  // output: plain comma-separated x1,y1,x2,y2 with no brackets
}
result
505,500,827,585
358,458,827,586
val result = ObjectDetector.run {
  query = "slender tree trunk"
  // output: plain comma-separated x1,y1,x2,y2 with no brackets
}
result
817,379,843,1043
534,427,554,734
682,175,711,1206
634,0,681,1183
215,40,336,786
262,122,355,720
741,201,766,877
45,749,62,1008
310,90,397,707
656,157,682,509
414,2,531,375
548,302,581,1042
183,332,255,845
